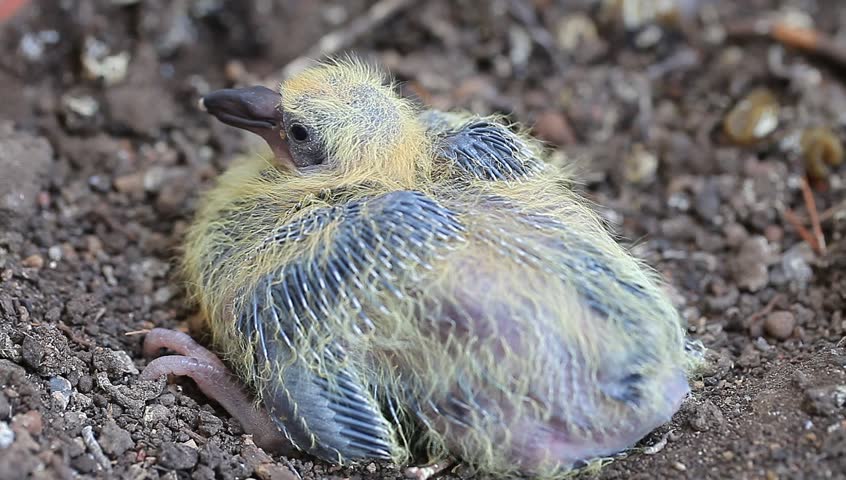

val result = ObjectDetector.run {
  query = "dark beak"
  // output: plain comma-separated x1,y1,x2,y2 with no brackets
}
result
200,86,292,168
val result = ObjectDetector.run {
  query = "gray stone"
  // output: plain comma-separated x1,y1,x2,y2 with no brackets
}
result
733,236,772,292
158,442,199,470
49,376,72,411
99,420,134,457
92,347,140,376
0,422,14,448
0,122,53,228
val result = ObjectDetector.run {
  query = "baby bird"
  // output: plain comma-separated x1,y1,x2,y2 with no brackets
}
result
142,57,693,478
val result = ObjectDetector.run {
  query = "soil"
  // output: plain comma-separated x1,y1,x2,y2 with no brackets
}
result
0,1,845,479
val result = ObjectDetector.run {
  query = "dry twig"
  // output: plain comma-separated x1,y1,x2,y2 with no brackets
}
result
746,293,785,326
783,208,823,256
57,323,94,348
726,19,846,70
799,177,826,254
123,329,151,336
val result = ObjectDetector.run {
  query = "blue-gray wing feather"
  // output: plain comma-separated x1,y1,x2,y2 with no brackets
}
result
237,190,465,462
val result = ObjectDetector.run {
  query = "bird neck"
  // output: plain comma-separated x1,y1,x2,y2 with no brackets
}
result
328,119,432,192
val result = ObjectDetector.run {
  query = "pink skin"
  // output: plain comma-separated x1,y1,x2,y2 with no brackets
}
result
141,328,449,480
141,328,290,454
508,371,689,471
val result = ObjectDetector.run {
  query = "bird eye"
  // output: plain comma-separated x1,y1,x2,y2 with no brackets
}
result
289,123,309,142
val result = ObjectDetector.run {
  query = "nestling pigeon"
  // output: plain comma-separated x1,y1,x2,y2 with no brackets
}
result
141,57,693,478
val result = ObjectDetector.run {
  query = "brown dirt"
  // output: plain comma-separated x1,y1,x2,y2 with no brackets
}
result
1,1,845,479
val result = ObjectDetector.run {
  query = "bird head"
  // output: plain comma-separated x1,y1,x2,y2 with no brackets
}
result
201,58,427,189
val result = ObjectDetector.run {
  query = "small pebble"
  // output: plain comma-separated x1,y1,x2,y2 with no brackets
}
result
803,385,846,416
47,245,63,262
197,410,223,436
13,410,43,436
623,144,658,184
81,37,130,86
21,254,44,269
781,243,814,285
724,88,779,144
102,264,118,286
143,166,167,193
99,421,134,457
532,110,574,146
754,336,773,351
0,422,14,448
0,126,54,226
693,180,721,221
0,392,10,420
723,222,749,248
764,311,796,340
71,453,100,474
224,60,247,83
193,465,216,480
153,286,174,305
733,236,771,292
158,393,176,407
764,225,783,243
62,94,99,118
65,437,86,458
92,347,140,376
143,404,169,425
73,392,93,409
77,374,94,393
158,441,199,470
50,376,73,410
19,30,60,62
661,215,697,241
687,399,725,431
113,173,145,195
